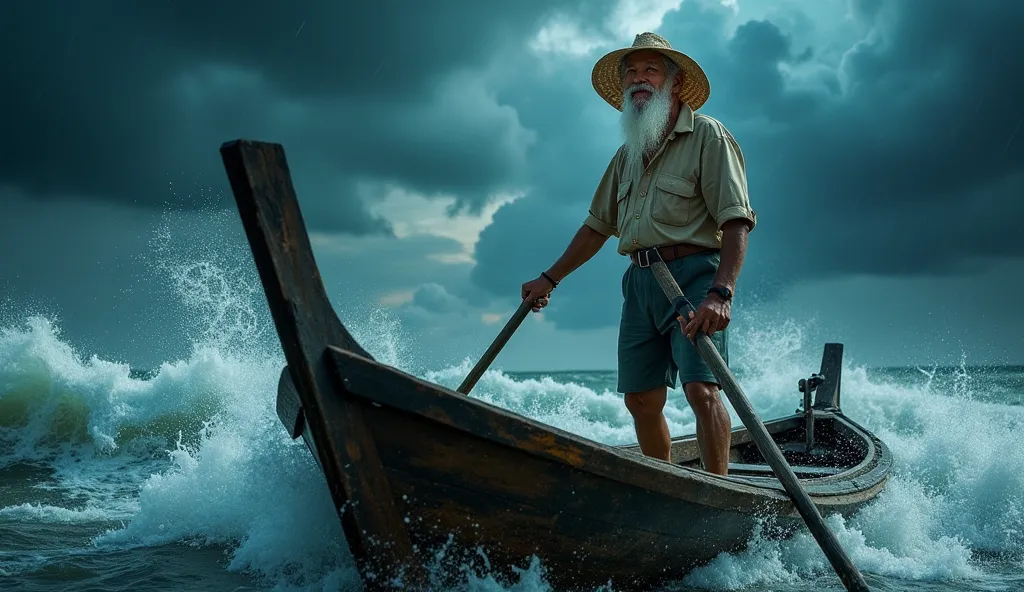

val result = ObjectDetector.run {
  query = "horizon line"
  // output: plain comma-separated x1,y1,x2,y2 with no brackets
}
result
500,362,1024,374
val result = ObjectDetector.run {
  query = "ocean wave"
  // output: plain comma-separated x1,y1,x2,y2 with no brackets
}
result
2,310,1023,591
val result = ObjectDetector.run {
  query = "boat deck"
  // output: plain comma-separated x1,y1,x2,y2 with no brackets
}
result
727,462,843,477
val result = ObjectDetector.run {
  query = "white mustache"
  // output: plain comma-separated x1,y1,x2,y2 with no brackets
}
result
627,82,656,97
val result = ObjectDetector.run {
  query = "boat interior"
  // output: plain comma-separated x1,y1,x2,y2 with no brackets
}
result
617,359,877,484
669,413,872,479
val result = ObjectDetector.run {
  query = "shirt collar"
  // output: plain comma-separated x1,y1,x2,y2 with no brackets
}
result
668,103,695,139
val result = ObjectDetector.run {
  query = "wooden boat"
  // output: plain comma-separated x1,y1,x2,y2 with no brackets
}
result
218,139,892,591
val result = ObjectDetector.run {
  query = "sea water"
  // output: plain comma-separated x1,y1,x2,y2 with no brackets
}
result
2,220,1023,591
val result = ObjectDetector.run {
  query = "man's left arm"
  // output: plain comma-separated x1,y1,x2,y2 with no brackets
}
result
680,133,756,340
712,218,750,294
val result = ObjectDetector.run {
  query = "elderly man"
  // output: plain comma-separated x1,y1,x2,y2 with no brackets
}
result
520,33,756,476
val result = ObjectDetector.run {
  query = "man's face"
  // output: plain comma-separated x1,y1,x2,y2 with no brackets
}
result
618,49,678,168
622,49,674,110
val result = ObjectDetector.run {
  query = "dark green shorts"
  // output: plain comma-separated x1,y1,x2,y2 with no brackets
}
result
616,251,728,393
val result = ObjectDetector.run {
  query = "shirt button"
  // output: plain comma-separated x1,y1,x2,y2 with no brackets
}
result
635,214,640,219
640,190,646,196
632,239,637,244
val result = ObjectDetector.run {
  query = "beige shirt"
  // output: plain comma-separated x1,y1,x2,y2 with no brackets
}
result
584,104,756,255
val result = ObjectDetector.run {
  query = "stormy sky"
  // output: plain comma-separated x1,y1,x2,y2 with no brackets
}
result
2,0,1022,373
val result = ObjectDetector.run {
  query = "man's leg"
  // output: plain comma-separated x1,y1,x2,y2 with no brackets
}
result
617,264,676,462
653,252,734,475
624,387,671,461
683,381,731,475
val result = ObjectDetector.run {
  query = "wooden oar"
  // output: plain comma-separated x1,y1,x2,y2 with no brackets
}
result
647,256,871,592
456,296,535,395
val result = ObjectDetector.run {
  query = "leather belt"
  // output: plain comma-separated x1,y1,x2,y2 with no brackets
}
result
628,243,716,268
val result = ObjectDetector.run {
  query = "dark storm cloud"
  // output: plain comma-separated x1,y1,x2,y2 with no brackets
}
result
470,0,1024,332
5,0,1023,366
410,284,466,315
641,0,1024,278
0,0,593,232
700,0,1024,277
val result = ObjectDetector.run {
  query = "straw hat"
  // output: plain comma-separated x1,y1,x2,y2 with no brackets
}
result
591,32,711,111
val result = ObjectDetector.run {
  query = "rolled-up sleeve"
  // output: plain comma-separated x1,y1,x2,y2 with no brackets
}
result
700,134,756,231
583,150,622,237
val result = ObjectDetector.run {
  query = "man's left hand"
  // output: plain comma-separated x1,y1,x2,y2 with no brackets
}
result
678,294,731,342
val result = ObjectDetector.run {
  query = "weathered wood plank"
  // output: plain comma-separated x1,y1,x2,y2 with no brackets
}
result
276,366,304,439
730,463,842,476
328,346,795,507
219,140,423,588
814,343,844,410
359,397,887,590
328,345,885,507
362,401,762,590
363,401,745,539
387,471,723,591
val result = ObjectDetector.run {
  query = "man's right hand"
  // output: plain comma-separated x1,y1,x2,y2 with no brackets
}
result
521,275,555,312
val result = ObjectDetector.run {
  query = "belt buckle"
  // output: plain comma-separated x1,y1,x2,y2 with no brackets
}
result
635,248,652,268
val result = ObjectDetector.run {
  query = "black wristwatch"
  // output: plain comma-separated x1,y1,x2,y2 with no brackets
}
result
708,285,733,301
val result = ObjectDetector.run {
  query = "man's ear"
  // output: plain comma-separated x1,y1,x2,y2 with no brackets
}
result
672,70,685,96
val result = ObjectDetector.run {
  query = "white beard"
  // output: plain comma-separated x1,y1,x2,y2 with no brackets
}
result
620,81,673,173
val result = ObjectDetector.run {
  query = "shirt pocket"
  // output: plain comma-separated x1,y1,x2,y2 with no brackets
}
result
614,179,632,233
651,174,696,227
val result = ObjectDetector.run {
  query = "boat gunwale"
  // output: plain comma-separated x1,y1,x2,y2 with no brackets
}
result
329,345,889,513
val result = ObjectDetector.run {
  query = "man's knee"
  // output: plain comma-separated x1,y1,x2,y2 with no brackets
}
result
684,381,723,412
624,387,667,419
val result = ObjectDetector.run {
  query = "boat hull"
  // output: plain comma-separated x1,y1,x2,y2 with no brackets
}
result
305,346,890,590
364,403,884,590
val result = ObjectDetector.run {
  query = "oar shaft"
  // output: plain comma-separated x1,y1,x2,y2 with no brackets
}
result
457,297,534,395
648,260,870,592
